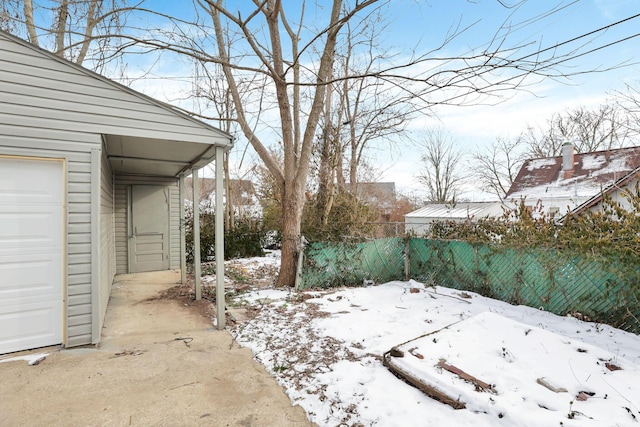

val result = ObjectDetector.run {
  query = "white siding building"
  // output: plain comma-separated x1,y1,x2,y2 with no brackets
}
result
405,202,504,236
0,30,232,354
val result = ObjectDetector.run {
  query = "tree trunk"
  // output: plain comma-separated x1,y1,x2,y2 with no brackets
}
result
276,186,304,287
23,0,39,46
54,0,69,56
317,127,332,225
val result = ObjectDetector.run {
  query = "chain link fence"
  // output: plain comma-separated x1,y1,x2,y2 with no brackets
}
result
363,222,406,238
301,237,406,288
300,237,640,334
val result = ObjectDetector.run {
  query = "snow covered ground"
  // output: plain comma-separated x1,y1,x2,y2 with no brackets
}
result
224,253,640,427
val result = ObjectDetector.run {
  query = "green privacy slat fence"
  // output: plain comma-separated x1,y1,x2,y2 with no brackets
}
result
300,237,640,334
301,237,406,288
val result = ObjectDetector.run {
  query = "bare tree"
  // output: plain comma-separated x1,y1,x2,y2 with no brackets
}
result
523,104,633,158
1,0,131,68
5,1,617,287
313,10,413,225
416,129,463,203
315,123,339,226
332,12,413,187
142,1,614,287
190,54,241,230
615,82,640,141
203,0,361,287
472,136,527,199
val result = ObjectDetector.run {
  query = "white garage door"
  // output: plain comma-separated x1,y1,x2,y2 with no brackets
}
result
0,157,64,354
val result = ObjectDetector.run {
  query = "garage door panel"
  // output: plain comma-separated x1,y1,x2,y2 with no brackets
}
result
0,253,62,299
0,188,61,205
0,160,63,202
0,299,62,354
0,157,64,354
0,208,62,249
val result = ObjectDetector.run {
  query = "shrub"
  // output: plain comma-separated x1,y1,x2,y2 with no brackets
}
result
184,205,265,262
302,191,379,242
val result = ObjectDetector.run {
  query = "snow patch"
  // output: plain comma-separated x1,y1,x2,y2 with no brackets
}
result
0,353,49,366
229,268,640,426
526,158,557,171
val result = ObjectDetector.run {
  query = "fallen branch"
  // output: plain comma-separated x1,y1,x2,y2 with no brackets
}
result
384,352,466,409
424,289,472,304
437,359,497,394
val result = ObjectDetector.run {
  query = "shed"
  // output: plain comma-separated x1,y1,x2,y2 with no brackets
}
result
405,202,504,235
0,30,232,354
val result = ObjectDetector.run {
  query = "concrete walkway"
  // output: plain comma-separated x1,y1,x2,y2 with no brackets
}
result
0,271,314,427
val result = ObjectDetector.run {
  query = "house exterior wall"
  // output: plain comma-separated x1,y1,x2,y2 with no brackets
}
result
405,203,504,235
0,32,230,146
114,183,129,275
114,176,181,274
405,216,485,236
507,196,590,218
169,186,181,269
0,30,225,349
405,218,433,236
609,177,639,212
0,128,100,347
98,141,116,337
585,177,639,215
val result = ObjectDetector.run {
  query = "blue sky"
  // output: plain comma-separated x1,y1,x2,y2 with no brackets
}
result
116,1,640,198
370,0,640,197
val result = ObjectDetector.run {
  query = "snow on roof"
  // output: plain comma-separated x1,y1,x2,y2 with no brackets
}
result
525,158,556,171
405,202,502,219
581,153,607,170
506,146,640,202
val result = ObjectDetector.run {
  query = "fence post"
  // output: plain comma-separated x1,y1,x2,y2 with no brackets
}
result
404,237,411,281
294,236,308,291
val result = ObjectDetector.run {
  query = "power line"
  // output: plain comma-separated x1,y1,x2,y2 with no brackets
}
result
415,13,640,108
509,12,640,66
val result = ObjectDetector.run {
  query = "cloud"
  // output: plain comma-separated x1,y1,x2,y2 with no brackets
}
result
594,0,636,20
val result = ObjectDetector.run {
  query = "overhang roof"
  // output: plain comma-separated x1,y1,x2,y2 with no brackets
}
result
1,29,233,178
104,135,222,177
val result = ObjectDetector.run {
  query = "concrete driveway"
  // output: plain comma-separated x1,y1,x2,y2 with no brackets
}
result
0,271,314,427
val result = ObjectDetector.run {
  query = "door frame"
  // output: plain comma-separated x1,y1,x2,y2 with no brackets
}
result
0,154,67,352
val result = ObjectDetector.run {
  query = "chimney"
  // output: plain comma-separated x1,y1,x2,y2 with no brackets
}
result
562,142,574,178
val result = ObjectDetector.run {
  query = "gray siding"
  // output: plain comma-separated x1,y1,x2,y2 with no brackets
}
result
0,32,230,146
114,183,129,275
0,129,100,347
169,186,181,269
99,142,116,336
0,30,224,349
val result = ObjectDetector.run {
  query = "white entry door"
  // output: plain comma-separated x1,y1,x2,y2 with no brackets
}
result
0,157,64,354
130,185,169,273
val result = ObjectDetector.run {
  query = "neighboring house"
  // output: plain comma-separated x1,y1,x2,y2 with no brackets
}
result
350,182,397,221
0,30,232,354
405,202,504,235
184,177,261,218
505,143,640,219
